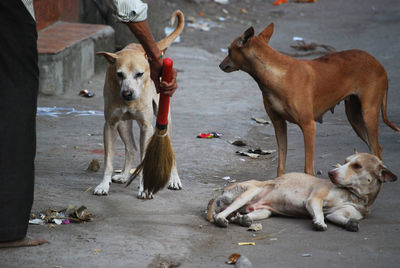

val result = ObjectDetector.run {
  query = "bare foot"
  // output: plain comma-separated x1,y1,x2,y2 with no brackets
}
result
0,235,48,248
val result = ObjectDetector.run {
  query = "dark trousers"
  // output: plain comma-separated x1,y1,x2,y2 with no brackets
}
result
0,1,38,242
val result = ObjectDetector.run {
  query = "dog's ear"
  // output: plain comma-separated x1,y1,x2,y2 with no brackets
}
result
258,23,274,43
379,166,397,182
96,51,118,64
237,27,254,47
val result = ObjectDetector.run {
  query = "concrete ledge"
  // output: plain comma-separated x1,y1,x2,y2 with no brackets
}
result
38,22,114,95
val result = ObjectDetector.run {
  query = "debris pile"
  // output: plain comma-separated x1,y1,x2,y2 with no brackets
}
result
29,206,93,225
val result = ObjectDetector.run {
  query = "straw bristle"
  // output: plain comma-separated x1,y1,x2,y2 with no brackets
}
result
142,128,175,194
125,161,143,187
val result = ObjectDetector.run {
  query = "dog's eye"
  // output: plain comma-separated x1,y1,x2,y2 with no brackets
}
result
116,71,124,79
135,72,144,79
352,163,362,169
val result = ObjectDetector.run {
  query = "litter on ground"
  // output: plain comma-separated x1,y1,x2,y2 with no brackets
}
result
251,117,271,124
29,205,93,225
37,106,103,117
232,140,247,147
237,242,255,246
247,223,262,232
226,253,241,264
87,159,101,172
197,132,221,138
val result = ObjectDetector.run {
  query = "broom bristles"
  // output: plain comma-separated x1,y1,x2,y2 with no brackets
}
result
125,161,143,187
125,128,174,195
143,128,174,194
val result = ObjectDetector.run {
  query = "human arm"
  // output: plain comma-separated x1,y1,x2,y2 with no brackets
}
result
126,20,177,96
104,0,178,96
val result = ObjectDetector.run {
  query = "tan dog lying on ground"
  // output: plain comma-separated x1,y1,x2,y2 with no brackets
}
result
219,23,400,176
207,152,397,231
93,11,184,198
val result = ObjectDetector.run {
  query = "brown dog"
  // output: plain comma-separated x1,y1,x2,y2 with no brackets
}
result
219,23,400,176
207,152,397,231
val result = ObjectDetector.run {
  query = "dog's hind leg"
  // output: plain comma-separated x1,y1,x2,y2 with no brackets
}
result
214,186,262,227
94,122,118,195
137,117,155,199
345,95,369,146
361,100,382,159
112,120,137,184
230,209,272,227
168,164,182,190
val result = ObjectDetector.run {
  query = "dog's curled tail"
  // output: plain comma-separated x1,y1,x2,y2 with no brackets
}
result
381,87,400,132
157,10,185,51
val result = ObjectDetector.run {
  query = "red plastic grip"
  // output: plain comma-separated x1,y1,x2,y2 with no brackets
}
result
156,58,173,127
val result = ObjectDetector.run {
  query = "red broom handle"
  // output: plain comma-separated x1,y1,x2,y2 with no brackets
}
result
156,58,173,128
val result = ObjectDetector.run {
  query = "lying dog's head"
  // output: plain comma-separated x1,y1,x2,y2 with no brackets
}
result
219,23,274,73
97,49,151,102
328,152,397,201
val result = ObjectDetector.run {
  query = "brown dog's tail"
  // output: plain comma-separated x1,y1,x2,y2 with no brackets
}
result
206,198,216,222
156,10,184,51
381,86,400,132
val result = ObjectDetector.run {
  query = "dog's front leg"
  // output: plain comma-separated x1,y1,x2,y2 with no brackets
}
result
112,120,137,184
137,119,154,199
325,207,362,232
230,209,272,227
305,197,327,231
300,121,316,175
94,122,118,195
214,187,262,227
272,119,287,176
263,98,287,176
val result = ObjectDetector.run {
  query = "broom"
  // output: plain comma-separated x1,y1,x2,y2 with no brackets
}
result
126,57,175,195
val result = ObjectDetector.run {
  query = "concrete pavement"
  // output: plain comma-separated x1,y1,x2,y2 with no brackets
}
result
0,0,399,267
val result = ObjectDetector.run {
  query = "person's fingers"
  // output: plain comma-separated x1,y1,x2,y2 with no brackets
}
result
160,81,176,91
159,68,178,96
160,81,177,96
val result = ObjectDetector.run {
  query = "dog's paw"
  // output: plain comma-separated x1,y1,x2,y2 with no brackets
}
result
345,219,359,232
112,174,128,184
93,182,110,195
214,215,229,227
312,221,327,231
168,176,182,190
240,215,253,227
137,189,153,200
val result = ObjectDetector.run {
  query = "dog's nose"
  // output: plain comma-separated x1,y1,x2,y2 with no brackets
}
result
121,90,133,100
328,170,336,180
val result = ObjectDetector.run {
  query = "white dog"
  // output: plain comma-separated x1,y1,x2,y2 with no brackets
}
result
207,152,397,231
93,11,184,198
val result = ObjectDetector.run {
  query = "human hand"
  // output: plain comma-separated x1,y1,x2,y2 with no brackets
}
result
150,58,178,97
160,67,178,96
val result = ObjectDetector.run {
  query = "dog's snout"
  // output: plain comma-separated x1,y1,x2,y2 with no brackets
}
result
328,170,337,181
219,62,226,71
121,90,134,101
